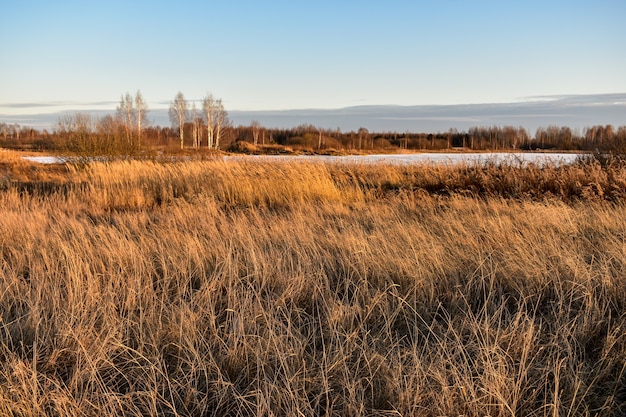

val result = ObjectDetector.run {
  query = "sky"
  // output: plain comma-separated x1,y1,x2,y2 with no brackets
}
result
1,0,625,130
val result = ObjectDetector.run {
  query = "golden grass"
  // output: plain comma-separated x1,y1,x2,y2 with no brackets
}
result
0,157,625,416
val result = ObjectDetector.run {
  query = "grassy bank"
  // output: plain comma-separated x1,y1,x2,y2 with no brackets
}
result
0,152,625,416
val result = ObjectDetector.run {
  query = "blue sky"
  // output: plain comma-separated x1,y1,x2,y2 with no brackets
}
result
1,0,625,123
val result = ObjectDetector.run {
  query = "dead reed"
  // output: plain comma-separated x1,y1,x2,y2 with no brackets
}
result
0,156,624,416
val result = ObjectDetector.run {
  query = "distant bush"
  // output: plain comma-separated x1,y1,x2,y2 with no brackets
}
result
256,144,294,154
227,140,258,153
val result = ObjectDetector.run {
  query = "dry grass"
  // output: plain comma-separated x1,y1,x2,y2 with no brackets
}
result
0,155,625,416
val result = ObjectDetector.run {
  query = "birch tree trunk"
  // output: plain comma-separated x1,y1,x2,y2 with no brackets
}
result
202,94,216,149
251,120,261,145
215,99,228,150
169,92,189,149
117,93,135,149
135,90,148,146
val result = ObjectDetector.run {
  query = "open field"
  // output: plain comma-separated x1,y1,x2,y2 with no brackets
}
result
0,150,625,416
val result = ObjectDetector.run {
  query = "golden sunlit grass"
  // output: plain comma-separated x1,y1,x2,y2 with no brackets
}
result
0,155,625,416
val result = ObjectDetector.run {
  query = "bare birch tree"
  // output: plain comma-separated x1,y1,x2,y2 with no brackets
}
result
214,99,228,150
201,93,229,149
202,93,217,149
358,127,369,150
251,120,261,145
135,90,148,142
191,102,202,149
169,92,189,149
317,127,324,149
116,93,135,146
115,91,148,153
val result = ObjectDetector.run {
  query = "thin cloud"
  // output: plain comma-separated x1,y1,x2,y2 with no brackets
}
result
0,100,118,109
377,116,482,123
523,93,626,105
0,102,70,109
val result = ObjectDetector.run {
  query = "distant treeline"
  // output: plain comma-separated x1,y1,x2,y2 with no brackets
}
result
3,120,626,155
1,92,625,155
232,124,626,153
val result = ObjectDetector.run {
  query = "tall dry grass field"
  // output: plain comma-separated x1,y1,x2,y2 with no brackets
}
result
0,151,625,416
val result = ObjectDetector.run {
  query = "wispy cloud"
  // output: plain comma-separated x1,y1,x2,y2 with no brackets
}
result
522,93,626,106
0,100,118,109
0,102,71,109
0,102,120,123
